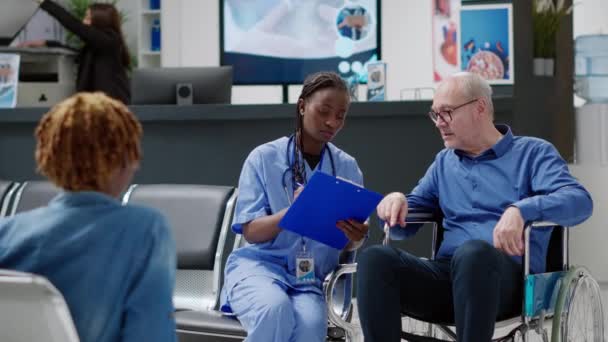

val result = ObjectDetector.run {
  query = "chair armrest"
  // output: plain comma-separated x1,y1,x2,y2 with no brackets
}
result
323,263,359,337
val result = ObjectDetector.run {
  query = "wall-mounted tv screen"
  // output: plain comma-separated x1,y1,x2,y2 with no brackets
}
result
221,0,381,85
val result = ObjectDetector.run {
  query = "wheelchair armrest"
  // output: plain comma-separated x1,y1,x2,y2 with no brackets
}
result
323,263,359,336
529,221,558,228
405,209,441,224
384,209,443,249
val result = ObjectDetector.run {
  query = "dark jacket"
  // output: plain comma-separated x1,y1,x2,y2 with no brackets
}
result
40,0,131,104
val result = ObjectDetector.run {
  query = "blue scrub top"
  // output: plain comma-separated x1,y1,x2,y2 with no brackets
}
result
221,136,363,313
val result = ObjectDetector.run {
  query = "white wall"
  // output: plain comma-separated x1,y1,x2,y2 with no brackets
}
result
115,0,139,62
570,3,608,337
573,0,608,37
161,0,434,104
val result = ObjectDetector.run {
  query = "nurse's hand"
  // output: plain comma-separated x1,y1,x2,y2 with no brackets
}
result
377,192,408,227
336,219,368,242
293,185,304,202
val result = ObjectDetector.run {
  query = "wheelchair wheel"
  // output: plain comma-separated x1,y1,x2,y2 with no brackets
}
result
551,266,604,342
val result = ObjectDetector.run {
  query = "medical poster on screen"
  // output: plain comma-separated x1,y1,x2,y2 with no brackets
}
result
432,0,461,82
222,0,380,84
0,54,20,108
367,61,386,101
459,4,514,84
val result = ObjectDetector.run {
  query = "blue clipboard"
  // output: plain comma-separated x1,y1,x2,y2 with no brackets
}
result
279,172,383,249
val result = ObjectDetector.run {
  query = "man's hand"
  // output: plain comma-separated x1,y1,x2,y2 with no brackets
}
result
493,206,525,256
336,219,368,243
376,192,408,227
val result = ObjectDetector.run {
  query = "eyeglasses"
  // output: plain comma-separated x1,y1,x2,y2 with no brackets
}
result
428,98,478,124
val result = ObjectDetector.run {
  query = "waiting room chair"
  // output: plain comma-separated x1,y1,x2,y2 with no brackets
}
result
0,180,19,217
10,181,62,215
0,269,79,342
122,183,245,341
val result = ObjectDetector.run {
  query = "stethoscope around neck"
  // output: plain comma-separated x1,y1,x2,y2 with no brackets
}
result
282,134,336,204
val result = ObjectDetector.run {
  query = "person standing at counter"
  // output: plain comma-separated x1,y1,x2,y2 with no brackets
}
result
19,0,131,103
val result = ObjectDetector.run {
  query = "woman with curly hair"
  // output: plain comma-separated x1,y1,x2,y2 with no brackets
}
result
0,92,176,342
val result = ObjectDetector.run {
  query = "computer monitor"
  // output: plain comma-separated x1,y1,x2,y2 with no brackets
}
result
0,1,39,45
131,66,233,105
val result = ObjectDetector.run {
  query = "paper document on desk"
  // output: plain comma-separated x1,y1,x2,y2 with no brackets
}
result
279,172,383,249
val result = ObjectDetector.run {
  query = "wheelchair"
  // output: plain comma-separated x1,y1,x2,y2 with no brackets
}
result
324,211,605,342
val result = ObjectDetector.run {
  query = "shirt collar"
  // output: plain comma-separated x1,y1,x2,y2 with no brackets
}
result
454,124,513,160
50,190,122,208
491,124,513,158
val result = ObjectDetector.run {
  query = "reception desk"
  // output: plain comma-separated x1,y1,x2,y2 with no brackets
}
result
0,99,514,255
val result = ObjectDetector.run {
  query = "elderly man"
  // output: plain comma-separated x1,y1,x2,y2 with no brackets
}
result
357,72,593,342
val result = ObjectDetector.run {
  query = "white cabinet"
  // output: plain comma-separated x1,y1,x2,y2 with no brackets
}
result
137,0,161,68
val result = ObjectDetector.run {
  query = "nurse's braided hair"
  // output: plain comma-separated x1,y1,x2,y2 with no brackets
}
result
35,92,142,191
293,71,348,185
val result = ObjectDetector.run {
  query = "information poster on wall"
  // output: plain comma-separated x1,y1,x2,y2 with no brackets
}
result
367,61,386,101
432,0,460,82
460,4,514,84
0,54,20,108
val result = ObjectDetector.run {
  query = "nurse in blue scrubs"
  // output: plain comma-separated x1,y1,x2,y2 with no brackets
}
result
220,71,368,341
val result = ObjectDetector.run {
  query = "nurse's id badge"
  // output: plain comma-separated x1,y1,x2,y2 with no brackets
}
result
296,251,315,284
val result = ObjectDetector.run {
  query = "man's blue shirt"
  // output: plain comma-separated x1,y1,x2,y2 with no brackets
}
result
394,125,593,273
0,191,177,342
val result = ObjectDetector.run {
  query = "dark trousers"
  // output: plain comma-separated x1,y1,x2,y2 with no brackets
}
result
356,240,523,342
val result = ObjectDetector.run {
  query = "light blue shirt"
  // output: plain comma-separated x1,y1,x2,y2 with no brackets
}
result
0,191,177,342
394,125,593,274
221,136,363,312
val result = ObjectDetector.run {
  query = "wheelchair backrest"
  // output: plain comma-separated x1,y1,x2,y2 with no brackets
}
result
545,226,566,272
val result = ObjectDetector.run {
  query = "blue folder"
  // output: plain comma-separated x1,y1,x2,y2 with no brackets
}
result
279,172,383,249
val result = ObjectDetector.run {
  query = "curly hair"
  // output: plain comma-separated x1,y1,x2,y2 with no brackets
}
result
35,92,142,192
